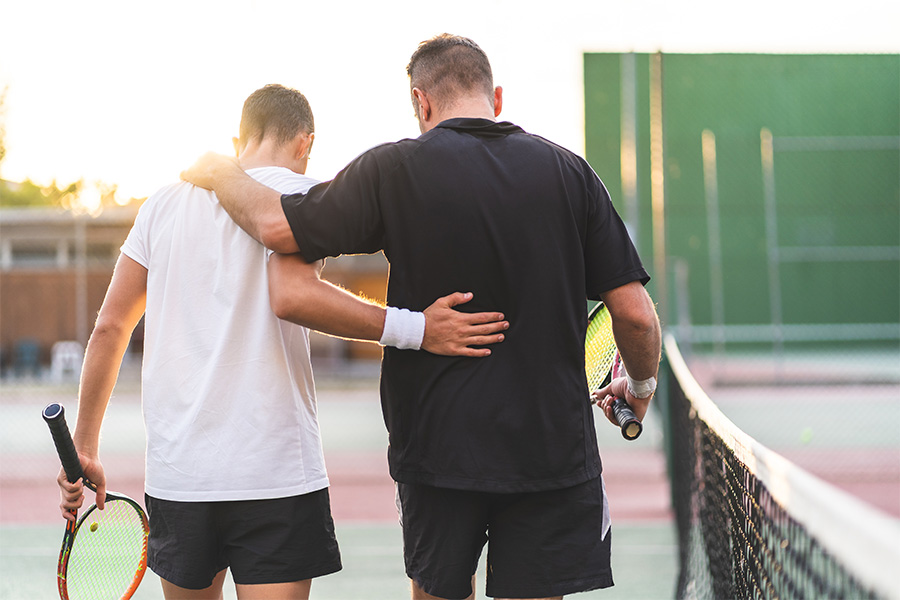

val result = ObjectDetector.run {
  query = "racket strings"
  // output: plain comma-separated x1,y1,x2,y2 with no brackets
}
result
584,307,618,392
67,499,147,600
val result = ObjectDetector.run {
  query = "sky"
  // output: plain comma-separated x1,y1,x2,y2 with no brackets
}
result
1,0,898,209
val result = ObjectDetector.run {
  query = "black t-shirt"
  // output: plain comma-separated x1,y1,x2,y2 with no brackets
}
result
282,118,649,493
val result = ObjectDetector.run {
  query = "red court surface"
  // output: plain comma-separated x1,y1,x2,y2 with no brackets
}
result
0,447,673,525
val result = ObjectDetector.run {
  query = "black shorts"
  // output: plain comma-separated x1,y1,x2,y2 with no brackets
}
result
397,477,613,599
145,489,342,589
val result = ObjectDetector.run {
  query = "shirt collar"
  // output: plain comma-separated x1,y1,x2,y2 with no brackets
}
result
434,118,525,136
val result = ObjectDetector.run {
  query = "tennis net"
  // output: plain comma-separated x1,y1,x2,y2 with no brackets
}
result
663,334,900,600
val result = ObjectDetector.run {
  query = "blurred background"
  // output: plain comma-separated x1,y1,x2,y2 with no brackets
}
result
1,1,898,598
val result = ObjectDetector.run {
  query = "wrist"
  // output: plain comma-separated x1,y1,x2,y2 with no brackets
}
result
626,374,657,399
380,306,425,350
72,431,100,456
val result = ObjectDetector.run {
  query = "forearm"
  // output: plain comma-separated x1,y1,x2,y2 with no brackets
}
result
269,254,508,356
73,322,135,455
269,254,385,341
284,282,385,341
612,315,661,381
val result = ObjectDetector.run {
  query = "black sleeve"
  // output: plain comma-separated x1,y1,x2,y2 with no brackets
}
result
583,169,650,299
281,150,386,262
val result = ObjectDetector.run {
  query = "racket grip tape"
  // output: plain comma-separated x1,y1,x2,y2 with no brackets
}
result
42,403,86,485
612,398,643,441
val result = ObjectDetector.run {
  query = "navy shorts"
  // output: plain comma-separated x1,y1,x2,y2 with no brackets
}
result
145,489,342,589
397,477,614,599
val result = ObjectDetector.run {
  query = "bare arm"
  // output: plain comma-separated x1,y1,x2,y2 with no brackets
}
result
58,254,147,520
592,280,661,424
181,152,298,253
267,253,509,357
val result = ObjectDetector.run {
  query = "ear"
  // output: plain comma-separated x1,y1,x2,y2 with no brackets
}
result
493,86,503,117
300,132,315,159
412,88,431,122
289,131,313,161
232,136,241,157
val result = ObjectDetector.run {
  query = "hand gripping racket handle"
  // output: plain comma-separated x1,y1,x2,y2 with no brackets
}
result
612,398,643,441
42,403,87,485
609,351,642,440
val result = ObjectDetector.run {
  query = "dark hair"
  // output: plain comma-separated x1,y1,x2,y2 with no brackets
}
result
238,84,314,150
406,34,494,109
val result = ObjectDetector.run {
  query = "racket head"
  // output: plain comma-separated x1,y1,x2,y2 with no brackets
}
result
585,302,618,393
43,403,149,600
61,493,149,600
585,305,644,440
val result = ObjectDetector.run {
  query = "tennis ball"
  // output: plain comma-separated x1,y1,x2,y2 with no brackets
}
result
90,522,99,532
800,427,813,444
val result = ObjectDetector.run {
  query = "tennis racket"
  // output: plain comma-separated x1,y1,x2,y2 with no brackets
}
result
42,402,149,600
585,302,643,440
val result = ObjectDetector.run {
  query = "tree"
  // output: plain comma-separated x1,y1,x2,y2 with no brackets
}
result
0,86,7,172
0,86,142,211
0,178,83,208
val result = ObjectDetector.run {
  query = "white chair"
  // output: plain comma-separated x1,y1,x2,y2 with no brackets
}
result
50,340,84,382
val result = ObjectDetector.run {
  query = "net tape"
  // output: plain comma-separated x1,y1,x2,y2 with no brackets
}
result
664,334,900,600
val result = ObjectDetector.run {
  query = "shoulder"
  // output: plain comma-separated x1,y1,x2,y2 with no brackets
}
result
245,166,320,195
360,137,421,162
136,181,203,215
524,131,596,172
334,137,422,180
527,131,608,194
131,181,218,234
143,180,212,208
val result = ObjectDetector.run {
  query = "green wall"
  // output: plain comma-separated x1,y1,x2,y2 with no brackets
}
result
584,53,900,344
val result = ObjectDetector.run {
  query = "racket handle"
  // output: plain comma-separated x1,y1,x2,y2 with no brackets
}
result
612,398,643,441
42,403,86,485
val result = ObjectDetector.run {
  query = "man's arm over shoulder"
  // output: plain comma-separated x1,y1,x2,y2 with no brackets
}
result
181,152,298,253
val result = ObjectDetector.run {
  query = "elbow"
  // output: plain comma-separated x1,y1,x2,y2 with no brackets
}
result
89,315,132,345
618,316,659,342
268,272,312,325
270,288,316,327
258,216,299,254
634,308,662,341
267,254,322,326
612,297,661,341
268,282,294,321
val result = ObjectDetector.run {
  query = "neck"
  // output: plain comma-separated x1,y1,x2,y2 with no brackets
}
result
238,137,306,174
431,96,496,126
239,154,284,170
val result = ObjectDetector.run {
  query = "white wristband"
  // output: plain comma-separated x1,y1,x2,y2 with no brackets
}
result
379,306,426,350
627,375,657,399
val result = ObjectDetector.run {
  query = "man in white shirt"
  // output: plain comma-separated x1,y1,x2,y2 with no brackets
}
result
56,84,508,600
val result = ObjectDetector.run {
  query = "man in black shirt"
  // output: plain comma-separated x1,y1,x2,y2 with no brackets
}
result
183,34,660,600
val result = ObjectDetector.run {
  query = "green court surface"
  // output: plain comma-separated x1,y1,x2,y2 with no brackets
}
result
8,348,893,599
0,520,677,600
0,374,678,599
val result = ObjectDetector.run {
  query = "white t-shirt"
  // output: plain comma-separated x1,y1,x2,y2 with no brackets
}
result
121,167,326,501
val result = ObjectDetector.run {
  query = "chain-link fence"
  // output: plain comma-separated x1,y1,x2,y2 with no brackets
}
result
584,51,900,516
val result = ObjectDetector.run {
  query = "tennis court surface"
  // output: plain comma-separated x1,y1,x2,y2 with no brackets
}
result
0,372,676,599
3,340,898,599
